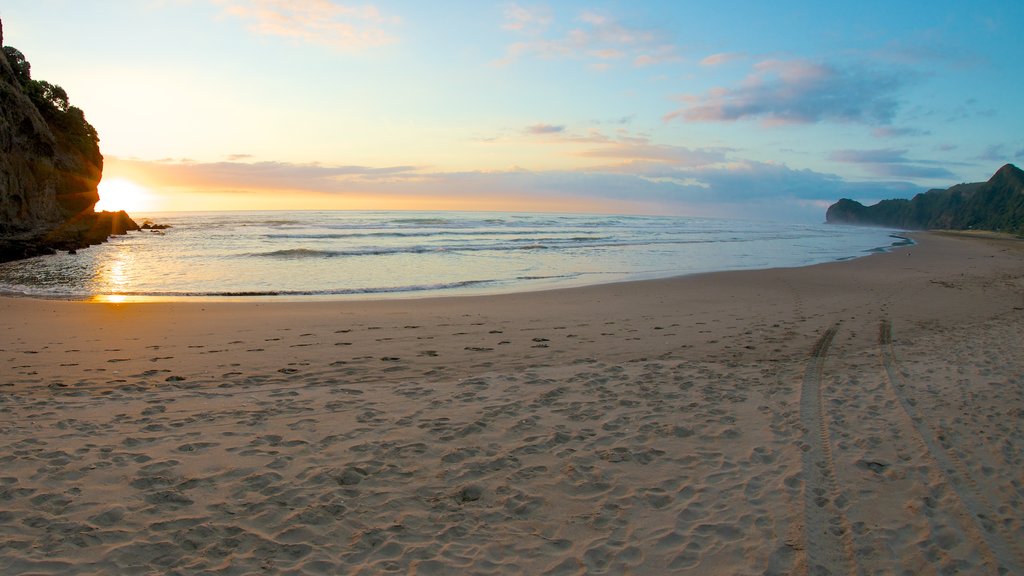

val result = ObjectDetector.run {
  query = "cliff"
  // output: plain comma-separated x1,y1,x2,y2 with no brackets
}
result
826,164,1024,234
0,18,137,263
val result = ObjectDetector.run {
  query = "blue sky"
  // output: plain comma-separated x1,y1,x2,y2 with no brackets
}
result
2,0,1022,219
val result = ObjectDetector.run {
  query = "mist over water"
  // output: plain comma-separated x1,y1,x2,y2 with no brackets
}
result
0,211,905,301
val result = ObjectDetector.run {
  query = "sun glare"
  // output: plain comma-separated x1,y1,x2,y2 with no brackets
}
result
96,178,154,212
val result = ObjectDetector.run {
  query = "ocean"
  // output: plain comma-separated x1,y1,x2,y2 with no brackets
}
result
0,211,906,301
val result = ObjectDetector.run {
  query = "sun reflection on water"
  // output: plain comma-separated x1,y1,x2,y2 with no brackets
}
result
92,246,133,302
92,294,129,304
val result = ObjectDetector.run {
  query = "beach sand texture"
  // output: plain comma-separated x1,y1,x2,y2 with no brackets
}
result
1,232,1022,574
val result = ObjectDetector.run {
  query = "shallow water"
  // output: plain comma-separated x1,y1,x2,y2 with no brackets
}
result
0,211,905,301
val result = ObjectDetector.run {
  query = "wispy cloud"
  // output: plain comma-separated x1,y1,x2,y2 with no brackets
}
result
524,123,566,135
497,5,679,68
108,154,923,222
578,141,730,170
666,59,906,126
699,52,746,67
872,126,929,138
869,36,985,70
830,148,956,179
976,144,1009,163
214,0,398,49
501,4,553,34
112,157,421,192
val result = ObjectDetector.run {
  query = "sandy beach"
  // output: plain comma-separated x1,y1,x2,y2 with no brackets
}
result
1,231,1022,575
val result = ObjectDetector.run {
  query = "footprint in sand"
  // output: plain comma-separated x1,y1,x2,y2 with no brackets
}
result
177,442,218,453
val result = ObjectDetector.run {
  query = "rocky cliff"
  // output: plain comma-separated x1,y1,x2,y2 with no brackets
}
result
826,164,1024,234
0,18,137,263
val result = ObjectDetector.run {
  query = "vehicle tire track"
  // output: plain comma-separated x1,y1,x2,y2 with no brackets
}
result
878,318,1024,574
800,324,857,576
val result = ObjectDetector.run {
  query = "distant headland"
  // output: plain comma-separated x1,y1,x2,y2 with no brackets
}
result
826,164,1024,234
0,18,138,263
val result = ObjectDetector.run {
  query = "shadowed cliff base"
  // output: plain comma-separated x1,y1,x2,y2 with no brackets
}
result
0,209,139,262
0,18,138,263
826,164,1024,234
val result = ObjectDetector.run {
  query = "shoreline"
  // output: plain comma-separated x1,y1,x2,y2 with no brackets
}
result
0,229,915,305
2,231,1023,574
0,213,908,303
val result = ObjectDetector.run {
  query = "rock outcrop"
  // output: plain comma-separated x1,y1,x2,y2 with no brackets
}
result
826,164,1024,234
0,18,138,263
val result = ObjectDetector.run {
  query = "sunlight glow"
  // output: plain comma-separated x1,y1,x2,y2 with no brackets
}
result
96,178,155,212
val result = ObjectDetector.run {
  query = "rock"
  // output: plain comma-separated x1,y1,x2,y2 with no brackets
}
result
0,18,139,263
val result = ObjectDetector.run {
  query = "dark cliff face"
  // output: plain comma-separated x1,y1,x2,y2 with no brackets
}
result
826,164,1024,234
0,18,136,262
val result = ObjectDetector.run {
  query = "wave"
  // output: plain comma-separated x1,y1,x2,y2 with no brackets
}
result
261,231,613,241
387,218,452,225
244,237,746,259
249,246,443,259
1,272,585,301
111,279,502,298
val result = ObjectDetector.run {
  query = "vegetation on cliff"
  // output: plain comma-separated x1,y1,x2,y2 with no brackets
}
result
0,18,137,263
826,164,1024,234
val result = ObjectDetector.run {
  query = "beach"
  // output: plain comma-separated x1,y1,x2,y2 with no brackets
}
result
1,230,1022,574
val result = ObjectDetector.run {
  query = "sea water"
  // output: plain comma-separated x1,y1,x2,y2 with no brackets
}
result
0,211,906,301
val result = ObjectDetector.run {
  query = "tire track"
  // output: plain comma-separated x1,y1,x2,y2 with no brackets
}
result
800,324,857,576
878,319,1024,574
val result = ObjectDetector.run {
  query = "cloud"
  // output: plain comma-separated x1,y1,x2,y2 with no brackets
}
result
678,161,916,202
870,37,985,70
497,6,679,68
872,126,929,138
524,123,566,135
830,148,956,179
666,59,906,126
699,52,746,67
578,142,729,169
976,144,1006,163
110,157,421,192
830,149,912,164
946,98,997,122
501,4,553,34
107,154,925,223
214,0,398,49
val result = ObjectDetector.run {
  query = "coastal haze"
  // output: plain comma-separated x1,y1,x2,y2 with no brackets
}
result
2,2,1024,576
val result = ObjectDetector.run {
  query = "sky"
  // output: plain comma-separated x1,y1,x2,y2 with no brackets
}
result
2,0,1022,221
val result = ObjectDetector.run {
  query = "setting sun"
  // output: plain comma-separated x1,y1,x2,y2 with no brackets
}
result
95,178,154,212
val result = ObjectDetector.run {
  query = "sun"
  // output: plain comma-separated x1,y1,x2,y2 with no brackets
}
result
96,178,154,213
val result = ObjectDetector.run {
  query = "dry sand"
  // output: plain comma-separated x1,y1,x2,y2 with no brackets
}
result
1,231,1022,575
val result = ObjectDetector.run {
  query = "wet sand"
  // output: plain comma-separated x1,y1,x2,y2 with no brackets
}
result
1,231,1022,574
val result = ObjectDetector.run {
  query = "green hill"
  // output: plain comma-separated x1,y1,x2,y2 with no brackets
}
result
826,164,1024,234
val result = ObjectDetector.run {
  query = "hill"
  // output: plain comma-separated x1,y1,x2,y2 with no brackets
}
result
0,18,137,263
826,164,1024,233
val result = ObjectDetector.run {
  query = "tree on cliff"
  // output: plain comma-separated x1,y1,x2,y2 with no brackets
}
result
1,45,31,85
1,45,97,165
